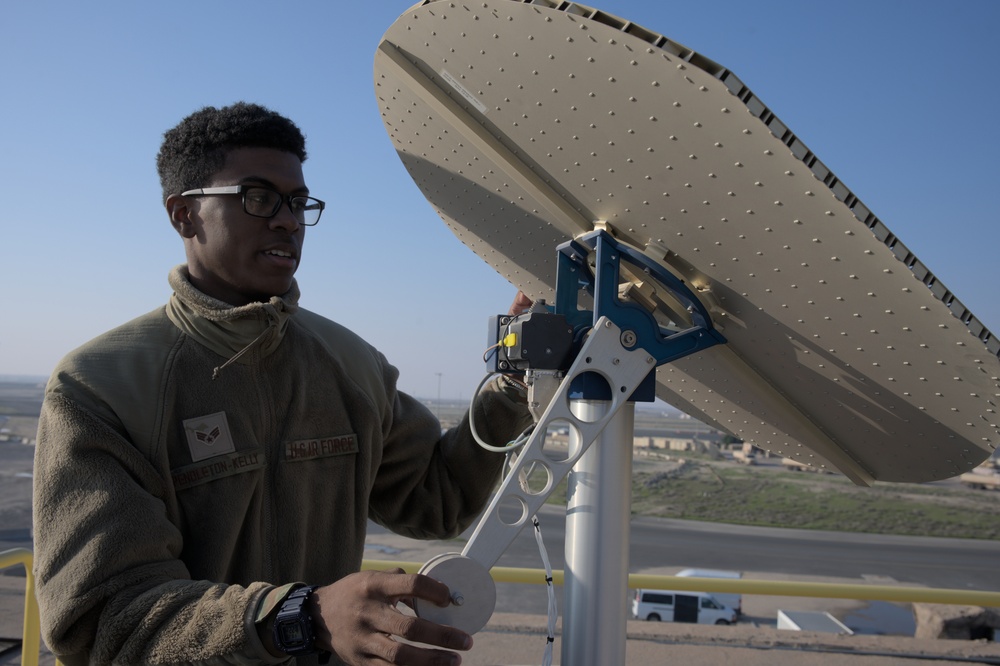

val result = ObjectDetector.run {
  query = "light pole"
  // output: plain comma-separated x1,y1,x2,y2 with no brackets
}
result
435,372,442,421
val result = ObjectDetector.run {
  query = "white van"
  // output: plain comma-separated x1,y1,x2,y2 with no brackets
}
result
676,568,743,617
631,589,737,625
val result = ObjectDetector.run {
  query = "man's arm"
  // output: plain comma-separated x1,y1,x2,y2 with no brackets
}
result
310,292,534,663
33,392,282,665
365,291,535,539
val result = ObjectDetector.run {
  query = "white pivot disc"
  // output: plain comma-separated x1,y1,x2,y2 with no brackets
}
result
413,552,496,635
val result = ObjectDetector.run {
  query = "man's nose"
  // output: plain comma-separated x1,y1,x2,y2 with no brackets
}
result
269,199,302,232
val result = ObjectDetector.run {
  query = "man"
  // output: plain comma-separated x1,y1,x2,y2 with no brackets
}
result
33,102,533,665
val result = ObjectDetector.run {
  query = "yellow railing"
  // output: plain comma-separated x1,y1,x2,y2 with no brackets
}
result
6,550,999,666
0,548,43,666
363,558,1000,608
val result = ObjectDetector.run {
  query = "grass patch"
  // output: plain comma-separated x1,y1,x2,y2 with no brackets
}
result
544,462,1000,540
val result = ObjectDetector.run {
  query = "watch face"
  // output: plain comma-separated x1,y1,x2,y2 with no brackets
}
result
279,621,305,646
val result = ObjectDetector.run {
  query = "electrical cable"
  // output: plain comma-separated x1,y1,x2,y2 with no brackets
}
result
531,514,557,666
507,457,557,666
482,342,502,364
468,371,533,453
497,454,557,666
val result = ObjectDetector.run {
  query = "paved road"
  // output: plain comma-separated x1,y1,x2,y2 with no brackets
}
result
367,503,1000,616
626,513,1000,592
481,505,1000,592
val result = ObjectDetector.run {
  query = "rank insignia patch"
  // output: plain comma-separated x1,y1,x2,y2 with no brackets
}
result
182,411,236,462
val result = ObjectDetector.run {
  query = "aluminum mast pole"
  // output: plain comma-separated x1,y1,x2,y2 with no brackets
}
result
563,399,635,666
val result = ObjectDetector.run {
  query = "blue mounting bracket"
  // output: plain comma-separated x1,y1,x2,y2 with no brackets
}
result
553,230,727,401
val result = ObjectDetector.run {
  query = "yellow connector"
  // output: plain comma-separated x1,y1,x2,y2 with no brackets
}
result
502,333,518,348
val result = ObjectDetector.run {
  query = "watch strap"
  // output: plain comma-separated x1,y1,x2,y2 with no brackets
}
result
274,584,330,661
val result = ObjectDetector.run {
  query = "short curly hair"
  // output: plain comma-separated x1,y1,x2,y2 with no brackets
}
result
156,102,307,202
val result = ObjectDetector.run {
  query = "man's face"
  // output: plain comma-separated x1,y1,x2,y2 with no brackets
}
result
174,147,308,306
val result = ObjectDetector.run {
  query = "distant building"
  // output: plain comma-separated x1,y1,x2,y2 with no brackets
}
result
632,436,720,457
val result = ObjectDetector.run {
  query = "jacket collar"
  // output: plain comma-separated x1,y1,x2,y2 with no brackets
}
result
165,265,300,378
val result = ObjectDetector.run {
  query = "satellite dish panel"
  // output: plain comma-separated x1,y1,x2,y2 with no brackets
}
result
375,0,999,484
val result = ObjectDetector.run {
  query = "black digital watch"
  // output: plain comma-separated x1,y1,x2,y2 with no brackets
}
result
273,585,320,658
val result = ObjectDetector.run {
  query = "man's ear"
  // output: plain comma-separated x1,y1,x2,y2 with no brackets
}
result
166,194,198,239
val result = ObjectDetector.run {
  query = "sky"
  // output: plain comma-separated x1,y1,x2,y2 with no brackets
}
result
2,0,998,402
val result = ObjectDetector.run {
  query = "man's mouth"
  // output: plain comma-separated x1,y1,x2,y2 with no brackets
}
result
262,248,297,269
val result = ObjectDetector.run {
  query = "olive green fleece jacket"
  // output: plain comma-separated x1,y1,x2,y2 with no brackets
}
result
33,266,533,665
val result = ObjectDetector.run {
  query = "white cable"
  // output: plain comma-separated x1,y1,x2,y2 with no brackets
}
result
532,514,557,666
469,311,537,452
468,371,533,453
513,463,557,666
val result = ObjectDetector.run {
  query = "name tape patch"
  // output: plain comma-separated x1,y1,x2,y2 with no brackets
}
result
171,449,264,491
284,434,359,462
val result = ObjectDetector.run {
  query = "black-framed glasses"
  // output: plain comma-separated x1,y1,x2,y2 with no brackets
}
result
181,185,325,226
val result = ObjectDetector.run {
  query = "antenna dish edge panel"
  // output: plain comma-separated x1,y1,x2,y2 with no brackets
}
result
375,0,999,484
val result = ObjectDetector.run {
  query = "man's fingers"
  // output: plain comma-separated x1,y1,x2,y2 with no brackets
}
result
372,570,453,608
355,613,469,665
362,633,464,666
507,290,532,316
381,613,471,652
389,643,466,666
315,570,474,664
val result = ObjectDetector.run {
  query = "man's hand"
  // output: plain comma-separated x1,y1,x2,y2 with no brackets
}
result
308,569,472,666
